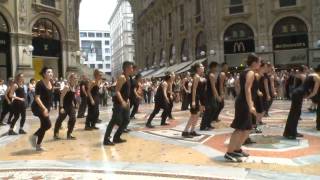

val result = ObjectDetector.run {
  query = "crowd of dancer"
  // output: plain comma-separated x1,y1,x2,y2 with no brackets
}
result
0,56,319,163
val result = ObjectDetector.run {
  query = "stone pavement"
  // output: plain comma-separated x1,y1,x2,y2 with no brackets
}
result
0,100,319,179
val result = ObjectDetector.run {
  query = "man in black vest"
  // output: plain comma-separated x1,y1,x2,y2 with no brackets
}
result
77,75,89,118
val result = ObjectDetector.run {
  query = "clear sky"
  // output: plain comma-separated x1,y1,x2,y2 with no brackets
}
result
79,0,117,31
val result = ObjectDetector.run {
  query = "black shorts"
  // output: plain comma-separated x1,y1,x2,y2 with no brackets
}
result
231,97,253,130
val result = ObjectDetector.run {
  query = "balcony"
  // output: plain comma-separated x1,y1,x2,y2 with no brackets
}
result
272,0,304,14
224,3,251,19
32,0,62,16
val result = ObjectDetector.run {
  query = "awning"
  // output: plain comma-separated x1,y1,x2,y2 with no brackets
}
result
176,58,207,74
145,67,167,79
141,68,156,77
154,61,193,78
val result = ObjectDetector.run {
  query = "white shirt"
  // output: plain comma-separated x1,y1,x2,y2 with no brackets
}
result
0,84,7,96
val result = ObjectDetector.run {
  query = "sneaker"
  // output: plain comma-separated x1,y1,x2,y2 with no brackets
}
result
67,135,76,140
146,124,155,128
103,138,115,146
234,149,250,157
8,130,18,136
19,129,27,134
113,138,127,144
29,135,37,148
190,131,201,136
36,145,46,151
181,132,193,138
224,152,242,162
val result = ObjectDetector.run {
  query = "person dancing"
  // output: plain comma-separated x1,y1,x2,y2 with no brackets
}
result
8,73,27,135
85,69,102,130
200,62,219,131
283,65,320,139
225,54,260,162
146,71,174,128
103,61,133,145
77,75,89,118
181,72,192,111
182,63,206,138
54,73,78,140
0,78,14,126
30,67,54,151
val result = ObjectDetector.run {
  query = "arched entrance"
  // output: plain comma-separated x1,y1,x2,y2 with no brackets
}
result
272,17,308,68
0,13,11,81
224,23,255,67
32,18,62,80
195,31,207,59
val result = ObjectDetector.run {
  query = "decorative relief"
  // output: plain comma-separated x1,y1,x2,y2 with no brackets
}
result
18,0,28,31
68,0,75,39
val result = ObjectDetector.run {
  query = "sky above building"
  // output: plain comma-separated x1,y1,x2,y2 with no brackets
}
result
79,0,117,30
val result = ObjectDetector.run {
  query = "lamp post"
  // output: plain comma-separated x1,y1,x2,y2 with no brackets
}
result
22,45,34,65
182,56,187,62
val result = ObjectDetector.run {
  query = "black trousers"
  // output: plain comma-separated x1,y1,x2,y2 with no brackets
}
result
130,97,139,118
181,93,191,111
77,96,87,118
34,113,52,145
10,101,26,129
85,97,99,128
283,89,304,137
0,102,13,124
212,99,225,122
168,99,174,119
201,98,218,129
53,94,60,109
54,107,76,136
147,100,170,125
316,102,320,129
266,98,274,115
104,103,129,141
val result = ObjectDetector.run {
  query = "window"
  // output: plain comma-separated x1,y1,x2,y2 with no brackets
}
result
195,0,201,23
80,32,87,37
180,5,185,31
88,33,95,37
32,18,60,40
105,64,111,69
41,0,55,7
279,0,296,7
89,64,95,68
105,41,110,45
104,33,110,38
81,40,103,60
229,0,244,14
96,33,102,37
98,64,103,69
105,48,110,53
105,56,111,61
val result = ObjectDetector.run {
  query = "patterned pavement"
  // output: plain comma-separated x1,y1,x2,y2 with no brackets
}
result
0,100,319,179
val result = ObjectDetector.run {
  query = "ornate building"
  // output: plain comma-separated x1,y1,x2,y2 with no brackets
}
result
0,0,81,81
129,0,320,72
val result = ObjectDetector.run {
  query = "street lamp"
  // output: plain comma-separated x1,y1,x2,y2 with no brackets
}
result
182,56,187,62
209,50,216,56
200,51,206,57
23,45,34,56
260,45,266,52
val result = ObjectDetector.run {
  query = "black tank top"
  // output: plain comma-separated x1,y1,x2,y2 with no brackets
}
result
113,76,131,104
192,76,207,105
303,75,316,95
238,70,252,101
252,74,260,100
15,85,25,98
63,87,75,108
295,77,303,88
206,73,213,98
155,82,165,102
216,72,225,95
91,84,99,97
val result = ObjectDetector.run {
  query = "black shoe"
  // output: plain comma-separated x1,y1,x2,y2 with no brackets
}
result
243,138,256,145
296,133,304,138
53,135,61,140
146,124,155,128
130,116,136,120
103,139,115,146
91,126,99,130
97,119,102,123
7,121,11,125
113,138,127,144
160,123,169,126
234,149,250,157
283,135,296,140
181,132,193,138
67,135,76,140
190,131,201,136
84,127,92,131
224,152,243,162
19,129,27,134
8,130,18,136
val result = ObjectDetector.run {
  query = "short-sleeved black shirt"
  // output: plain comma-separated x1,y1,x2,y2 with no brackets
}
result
32,80,53,110
79,80,89,97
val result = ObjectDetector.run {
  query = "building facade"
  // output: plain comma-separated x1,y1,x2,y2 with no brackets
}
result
0,0,81,81
79,30,111,75
109,0,134,77
130,0,320,70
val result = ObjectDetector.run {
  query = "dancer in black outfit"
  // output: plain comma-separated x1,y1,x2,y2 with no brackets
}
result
85,69,102,130
181,72,192,111
0,78,14,126
53,79,61,110
54,73,78,140
255,62,269,126
283,67,320,139
129,74,143,120
146,71,175,128
77,75,89,118
103,61,133,145
264,64,276,117
225,54,260,162
212,63,228,122
30,67,54,151
167,73,175,120
182,63,206,138
200,62,219,131
8,73,27,135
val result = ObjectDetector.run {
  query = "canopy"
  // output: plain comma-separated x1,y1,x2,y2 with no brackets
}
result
176,58,207,74
154,61,193,78
144,67,167,79
141,68,156,77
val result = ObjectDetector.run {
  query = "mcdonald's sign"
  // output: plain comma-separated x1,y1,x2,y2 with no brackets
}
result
224,39,255,54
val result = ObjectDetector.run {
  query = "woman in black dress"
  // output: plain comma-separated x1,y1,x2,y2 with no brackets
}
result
146,72,174,128
182,63,206,138
283,66,320,139
225,54,260,162
54,73,78,140
85,69,102,130
30,67,54,151
8,73,27,135
0,78,14,126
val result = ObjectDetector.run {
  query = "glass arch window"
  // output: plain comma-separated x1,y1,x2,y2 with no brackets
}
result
32,18,60,40
224,23,254,41
273,17,307,37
